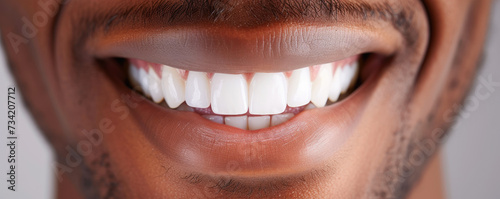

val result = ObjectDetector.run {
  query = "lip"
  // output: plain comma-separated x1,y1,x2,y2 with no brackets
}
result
86,22,401,178
90,24,401,73
110,54,386,177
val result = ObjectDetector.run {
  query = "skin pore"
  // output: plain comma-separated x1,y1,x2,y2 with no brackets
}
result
0,0,492,198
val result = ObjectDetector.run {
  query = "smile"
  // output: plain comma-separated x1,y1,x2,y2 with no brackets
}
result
128,56,360,130
89,22,400,176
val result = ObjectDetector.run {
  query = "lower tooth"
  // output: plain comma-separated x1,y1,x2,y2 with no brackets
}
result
271,113,294,126
225,116,248,130
175,103,194,112
248,116,271,130
202,115,224,124
305,103,317,110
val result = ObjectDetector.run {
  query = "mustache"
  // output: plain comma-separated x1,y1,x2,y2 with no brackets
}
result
72,0,413,31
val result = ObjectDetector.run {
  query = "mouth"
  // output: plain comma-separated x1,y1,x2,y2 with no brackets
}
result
88,20,403,177
127,55,361,130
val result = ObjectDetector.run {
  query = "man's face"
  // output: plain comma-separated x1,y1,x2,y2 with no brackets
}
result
0,0,492,198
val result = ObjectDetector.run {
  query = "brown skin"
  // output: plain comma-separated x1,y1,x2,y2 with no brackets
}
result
0,0,492,198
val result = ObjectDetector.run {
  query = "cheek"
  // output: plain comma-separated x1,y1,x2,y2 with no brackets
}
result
321,65,422,195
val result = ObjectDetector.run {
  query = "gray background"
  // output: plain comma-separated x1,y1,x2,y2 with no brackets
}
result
442,2,500,198
0,2,499,199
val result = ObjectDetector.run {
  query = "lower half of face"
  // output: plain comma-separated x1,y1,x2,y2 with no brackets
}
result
0,0,492,198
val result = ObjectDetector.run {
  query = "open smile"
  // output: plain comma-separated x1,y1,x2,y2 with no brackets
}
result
88,22,400,177
128,55,360,130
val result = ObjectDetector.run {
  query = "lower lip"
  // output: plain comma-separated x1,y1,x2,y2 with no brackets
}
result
117,56,384,177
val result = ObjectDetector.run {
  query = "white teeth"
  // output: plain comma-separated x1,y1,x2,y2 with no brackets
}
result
248,116,271,130
148,68,164,103
161,65,186,109
211,74,249,115
271,113,294,126
287,68,312,107
340,62,358,93
311,64,333,108
185,71,211,108
329,67,343,102
249,73,288,115
225,116,248,130
138,68,151,97
131,58,360,130
202,115,224,124
304,103,317,110
129,65,141,90
350,62,360,90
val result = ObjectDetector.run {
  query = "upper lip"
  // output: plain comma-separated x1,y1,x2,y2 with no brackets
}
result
90,24,401,73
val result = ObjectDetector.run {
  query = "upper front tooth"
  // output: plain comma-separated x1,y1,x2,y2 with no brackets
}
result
161,65,186,109
185,71,211,108
249,73,288,115
138,68,151,97
211,74,249,115
148,68,164,103
287,68,312,107
311,64,333,107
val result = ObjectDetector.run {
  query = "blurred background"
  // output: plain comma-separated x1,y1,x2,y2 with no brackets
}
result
1,2,499,199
